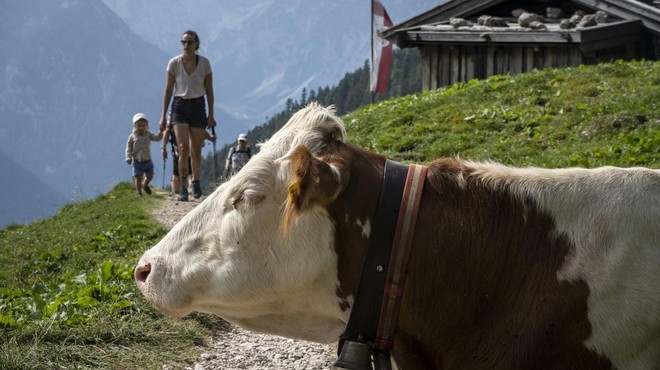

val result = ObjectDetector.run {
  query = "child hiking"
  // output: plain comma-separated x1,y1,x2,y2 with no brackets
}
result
125,113,164,196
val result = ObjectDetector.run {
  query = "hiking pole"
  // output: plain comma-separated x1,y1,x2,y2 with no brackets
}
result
162,158,166,189
211,124,219,181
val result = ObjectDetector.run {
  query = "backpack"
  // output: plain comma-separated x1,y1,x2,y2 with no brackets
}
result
228,146,252,173
229,146,252,158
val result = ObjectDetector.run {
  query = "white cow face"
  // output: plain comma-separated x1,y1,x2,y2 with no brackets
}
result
135,103,351,343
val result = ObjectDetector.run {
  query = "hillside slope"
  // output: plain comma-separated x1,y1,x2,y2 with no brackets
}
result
346,60,659,169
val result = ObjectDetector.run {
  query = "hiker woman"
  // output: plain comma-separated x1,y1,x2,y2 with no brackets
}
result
159,30,215,201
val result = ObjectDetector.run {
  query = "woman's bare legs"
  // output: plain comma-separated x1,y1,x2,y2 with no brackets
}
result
189,126,206,198
173,123,191,200
189,127,206,181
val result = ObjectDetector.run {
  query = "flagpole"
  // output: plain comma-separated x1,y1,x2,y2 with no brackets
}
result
370,0,374,105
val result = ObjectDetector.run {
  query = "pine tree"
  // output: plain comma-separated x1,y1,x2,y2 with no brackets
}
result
300,88,307,107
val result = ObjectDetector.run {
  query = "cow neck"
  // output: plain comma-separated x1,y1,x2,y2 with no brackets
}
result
335,159,427,370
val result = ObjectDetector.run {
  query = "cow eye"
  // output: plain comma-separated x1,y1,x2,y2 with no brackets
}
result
231,197,244,209
231,194,267,210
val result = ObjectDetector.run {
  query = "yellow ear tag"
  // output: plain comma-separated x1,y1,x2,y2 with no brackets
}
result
288,183,299,204
313,176,320,184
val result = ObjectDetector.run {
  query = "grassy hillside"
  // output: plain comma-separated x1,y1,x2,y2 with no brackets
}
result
0,60,657,369
0,183,220,369
346,59,658,168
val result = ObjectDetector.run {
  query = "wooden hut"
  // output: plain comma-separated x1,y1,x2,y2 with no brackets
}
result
383,0,660,90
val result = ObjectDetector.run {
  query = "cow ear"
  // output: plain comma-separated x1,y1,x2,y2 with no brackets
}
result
282,145,348,228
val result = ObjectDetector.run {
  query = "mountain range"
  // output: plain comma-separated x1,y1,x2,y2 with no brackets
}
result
0,151,67,227
0,0,439,227
100,0,440,121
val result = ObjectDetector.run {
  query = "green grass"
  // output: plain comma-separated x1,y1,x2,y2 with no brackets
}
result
0,183,221,369
1,60,658,369
345,59,659,168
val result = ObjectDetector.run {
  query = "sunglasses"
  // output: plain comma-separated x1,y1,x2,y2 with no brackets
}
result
180,40,196,46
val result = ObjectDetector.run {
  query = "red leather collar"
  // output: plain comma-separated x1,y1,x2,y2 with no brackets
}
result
375,163,427,355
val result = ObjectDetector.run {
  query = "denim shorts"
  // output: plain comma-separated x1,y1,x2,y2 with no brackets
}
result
171,96,207,129
133,159,154,177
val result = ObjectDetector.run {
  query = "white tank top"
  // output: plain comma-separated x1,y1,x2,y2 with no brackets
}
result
167,54,212,99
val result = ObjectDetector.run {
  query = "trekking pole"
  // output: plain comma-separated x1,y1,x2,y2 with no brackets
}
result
162,158,166,189
211,124,219,181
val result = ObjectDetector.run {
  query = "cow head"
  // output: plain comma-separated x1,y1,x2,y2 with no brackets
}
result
135,103,360,343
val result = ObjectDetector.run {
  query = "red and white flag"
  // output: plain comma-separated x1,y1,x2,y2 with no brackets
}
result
371,0,393,93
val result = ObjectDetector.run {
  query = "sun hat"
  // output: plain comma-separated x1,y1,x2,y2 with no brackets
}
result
237,133,248,142
132,113,149,124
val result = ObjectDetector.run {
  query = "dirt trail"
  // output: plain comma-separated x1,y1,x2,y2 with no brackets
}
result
151,191,201,228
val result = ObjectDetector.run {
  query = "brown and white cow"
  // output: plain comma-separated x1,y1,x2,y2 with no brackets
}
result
135,102,660,369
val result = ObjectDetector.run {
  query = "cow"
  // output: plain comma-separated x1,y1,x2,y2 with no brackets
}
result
135,102,660,369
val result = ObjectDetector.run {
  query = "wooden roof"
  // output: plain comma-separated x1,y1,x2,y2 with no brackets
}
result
403,19,643,48
383,0,660,46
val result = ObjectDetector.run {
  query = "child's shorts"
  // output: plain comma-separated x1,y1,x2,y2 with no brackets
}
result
133,159,154,177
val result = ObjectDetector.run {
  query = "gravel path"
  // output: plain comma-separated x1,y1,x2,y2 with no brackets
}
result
151,191,337,370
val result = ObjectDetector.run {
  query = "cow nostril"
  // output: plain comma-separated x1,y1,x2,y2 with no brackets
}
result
135,263,151,283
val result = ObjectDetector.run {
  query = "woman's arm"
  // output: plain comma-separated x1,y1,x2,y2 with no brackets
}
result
160,71,175,131
204,72,215,128
161,126,170,160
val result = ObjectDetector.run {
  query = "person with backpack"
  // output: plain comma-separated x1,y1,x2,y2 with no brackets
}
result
161,118,189,196
225,133,252,176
